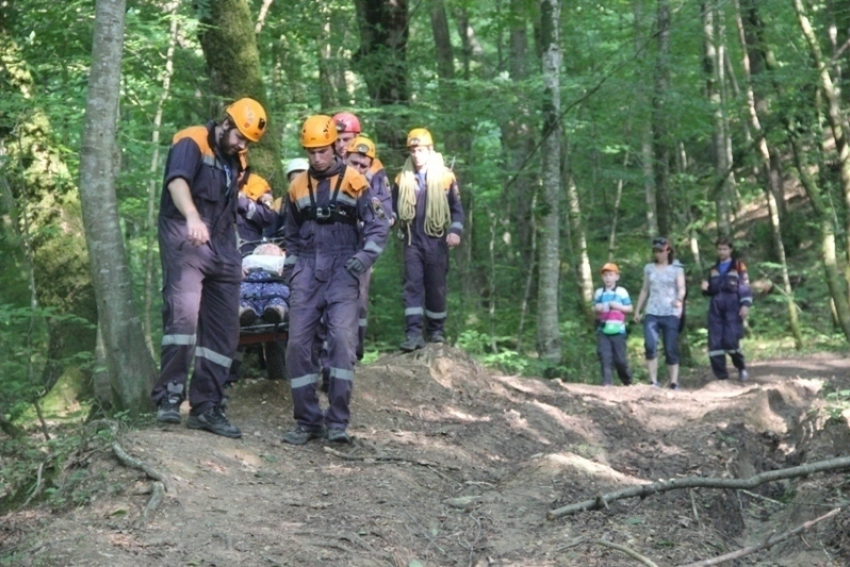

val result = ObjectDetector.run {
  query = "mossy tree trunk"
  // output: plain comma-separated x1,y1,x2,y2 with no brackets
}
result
198,0,283,191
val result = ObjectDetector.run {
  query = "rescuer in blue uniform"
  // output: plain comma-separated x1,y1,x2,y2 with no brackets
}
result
701,236,753,381
392,128,464,351
152,98,267,438
282,115,389,445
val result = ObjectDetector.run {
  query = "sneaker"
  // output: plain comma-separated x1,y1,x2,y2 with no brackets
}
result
262,304,287,324
326,427,351,443
156,397,182,424
428,332,445,344
669,383,680,390
739,369,749,382
399,335,426,352
651,381,660,388
283,425,326,445
187,406,242,438
239,306,258,327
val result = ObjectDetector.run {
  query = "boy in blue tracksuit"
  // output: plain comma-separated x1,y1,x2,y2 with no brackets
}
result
701,236,752,381
593,262,633,386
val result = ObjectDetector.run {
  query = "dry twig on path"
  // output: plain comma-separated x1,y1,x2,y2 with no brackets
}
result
548,455,850,519
595,539,660,567
676,507,844,567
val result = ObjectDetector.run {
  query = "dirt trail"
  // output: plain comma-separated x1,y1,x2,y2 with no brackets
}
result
2,349,850,566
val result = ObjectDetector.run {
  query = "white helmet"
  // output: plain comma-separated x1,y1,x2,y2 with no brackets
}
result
285,157,309,177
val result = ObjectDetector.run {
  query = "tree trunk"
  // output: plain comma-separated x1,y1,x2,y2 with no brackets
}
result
792,0,850,296
0,13,98,400
78,0,157,413
353,0,409,156
566,175,594,318
198,0,281,187
537,0,562,365
143,0,179,357
702,1,733,236
734,0,803,348
634,0,659,237
653,0,673,238
788,132,850,341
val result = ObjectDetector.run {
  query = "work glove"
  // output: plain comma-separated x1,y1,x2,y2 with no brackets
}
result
345,257,367,276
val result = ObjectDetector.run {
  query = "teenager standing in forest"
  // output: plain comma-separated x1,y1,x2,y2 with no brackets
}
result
345,135,394,360
393,128,464,351
633,237,686,389
701,236,752,381
152,98,267,438
282,115,388,445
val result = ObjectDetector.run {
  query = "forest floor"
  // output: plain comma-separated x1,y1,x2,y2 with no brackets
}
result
2,347,850,567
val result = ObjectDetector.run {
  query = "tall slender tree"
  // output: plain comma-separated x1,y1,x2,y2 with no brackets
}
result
537,0,562,364
78,0,156,413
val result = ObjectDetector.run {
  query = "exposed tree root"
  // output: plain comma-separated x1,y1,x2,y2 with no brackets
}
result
140,481,164,525
676,507,844,567
111,441,174,494
548,455,850,519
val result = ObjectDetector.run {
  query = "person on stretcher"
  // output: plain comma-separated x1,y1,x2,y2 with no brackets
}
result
239,242,290,326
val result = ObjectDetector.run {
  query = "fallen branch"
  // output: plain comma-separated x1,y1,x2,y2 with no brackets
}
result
595,539,660,567
677,507,843,567
112,441,174,494
548,455,850,519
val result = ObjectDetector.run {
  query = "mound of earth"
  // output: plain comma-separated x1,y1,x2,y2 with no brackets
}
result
2,349,850,566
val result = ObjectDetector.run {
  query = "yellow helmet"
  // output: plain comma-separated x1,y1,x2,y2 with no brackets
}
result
225,98,267,143
242,174,271,201
406,128,433,148
300,115,338,148
346,136,377,159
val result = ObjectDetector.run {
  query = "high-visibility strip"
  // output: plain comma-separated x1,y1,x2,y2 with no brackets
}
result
708,350,727,357
162,334,196,346
359,318,368,327
426,309,447,319
294,195,312,210
726,349,741,355
364,241,383,254
195,347,232,368
284,255,298,266
405,307,424,316
290,373,319,389
245,202,257,220
330,367,355,381
450,222,464,231
740,298,753,305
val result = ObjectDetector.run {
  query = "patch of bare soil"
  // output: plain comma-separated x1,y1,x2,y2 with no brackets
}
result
3,350,850,566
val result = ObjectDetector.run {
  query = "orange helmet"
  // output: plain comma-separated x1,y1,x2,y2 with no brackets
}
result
407,128,433,148
300,115,338,148
225,98,267,143
599,262,620,274
333,112,361,134
346,136,377,159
